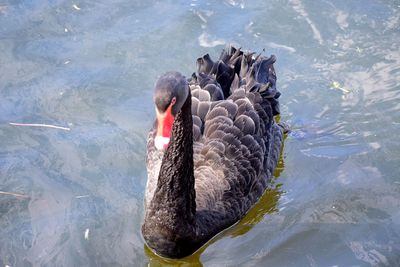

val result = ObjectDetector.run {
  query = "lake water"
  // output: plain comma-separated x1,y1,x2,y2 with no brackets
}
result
1,0,400,266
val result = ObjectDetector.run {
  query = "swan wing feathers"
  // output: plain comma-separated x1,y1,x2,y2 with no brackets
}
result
190,47,282,218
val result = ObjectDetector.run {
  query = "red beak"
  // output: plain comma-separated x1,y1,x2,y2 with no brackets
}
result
155,101,175,150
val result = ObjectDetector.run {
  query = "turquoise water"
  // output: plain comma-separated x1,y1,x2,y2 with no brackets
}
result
1,0,399,266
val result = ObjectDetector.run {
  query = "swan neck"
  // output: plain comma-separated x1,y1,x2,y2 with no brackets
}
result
143,92,198,258
157,91,196,219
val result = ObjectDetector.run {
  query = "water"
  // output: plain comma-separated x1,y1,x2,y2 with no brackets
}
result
1,0,399,266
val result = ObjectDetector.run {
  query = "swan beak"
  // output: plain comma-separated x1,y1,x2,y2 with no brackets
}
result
154,136,170,150
155,101,175,150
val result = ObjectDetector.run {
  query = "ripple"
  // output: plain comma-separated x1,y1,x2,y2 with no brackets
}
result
198,32,225,47
290,0,324,45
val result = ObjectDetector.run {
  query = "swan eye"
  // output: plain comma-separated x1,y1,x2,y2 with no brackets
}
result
170,97,177,106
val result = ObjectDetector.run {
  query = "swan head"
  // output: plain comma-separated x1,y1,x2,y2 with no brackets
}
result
153,72,189,150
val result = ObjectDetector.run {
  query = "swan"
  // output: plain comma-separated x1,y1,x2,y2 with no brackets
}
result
142,46,285,258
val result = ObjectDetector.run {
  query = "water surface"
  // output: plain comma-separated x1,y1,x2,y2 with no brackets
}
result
1,0,400,266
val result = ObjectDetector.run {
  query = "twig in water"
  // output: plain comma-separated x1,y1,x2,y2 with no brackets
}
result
75,195,90,199
0,191,30,199
331,81,350,94
84,228,90,240
72,4,81,10
9,122,71,131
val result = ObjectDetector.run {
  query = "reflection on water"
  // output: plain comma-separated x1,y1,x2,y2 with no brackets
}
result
1,0,400,266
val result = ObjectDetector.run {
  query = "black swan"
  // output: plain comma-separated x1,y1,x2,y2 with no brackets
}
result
142,46,285,258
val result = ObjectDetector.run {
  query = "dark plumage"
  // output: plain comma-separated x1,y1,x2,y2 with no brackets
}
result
143,46,285,258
